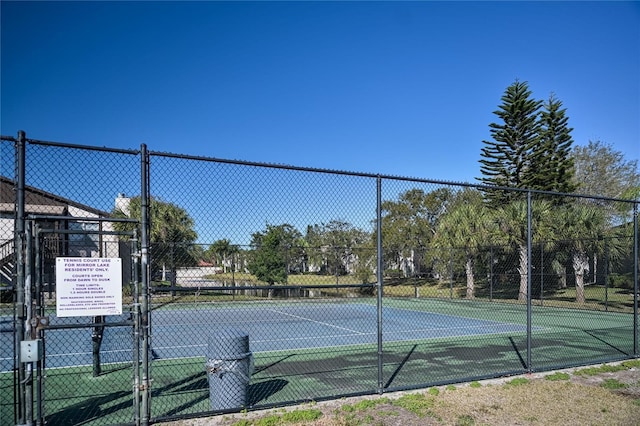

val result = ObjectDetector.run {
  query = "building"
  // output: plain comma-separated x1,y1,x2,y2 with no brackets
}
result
0,176,124,292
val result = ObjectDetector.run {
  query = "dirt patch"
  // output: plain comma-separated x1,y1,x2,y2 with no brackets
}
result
161,362,640,426
570,367,640,398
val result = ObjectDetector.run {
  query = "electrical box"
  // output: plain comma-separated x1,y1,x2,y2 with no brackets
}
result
20,339,43,363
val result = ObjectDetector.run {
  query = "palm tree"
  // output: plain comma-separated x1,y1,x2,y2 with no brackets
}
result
208,239,240,284
433,199,493,298
113,196,198,281
227,244,240,285
209,239,232,273
554,204,607,303
495,199,552,301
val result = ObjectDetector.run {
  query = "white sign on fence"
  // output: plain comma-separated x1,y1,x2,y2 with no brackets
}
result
56,257,123,317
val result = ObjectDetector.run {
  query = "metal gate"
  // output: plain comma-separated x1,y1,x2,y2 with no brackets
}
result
10,216,145,426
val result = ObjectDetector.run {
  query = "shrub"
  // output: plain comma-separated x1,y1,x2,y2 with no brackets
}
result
608,273,633,289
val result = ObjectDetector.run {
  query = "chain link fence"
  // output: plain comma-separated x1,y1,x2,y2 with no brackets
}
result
1,132,638,425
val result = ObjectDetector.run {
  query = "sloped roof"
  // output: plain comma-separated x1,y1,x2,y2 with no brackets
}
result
0,176,110,217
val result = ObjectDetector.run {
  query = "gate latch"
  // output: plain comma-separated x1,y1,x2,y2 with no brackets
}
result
29,316,50,338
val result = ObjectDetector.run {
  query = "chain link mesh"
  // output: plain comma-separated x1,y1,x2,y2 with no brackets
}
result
0,135,637,425
1,138,140,426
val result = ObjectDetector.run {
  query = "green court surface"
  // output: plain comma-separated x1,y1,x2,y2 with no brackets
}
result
1,297,636,426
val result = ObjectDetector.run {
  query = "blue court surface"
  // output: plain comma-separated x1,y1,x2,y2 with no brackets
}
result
0,302,529,371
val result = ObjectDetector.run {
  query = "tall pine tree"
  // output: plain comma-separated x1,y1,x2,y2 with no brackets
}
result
479,80,542,205
529,93,577,196
479,81,576,204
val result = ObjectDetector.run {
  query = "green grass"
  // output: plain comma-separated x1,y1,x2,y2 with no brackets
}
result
544,286,635,312
341,398,389,413
575,364,627,376
600,379,628,390
8,275,632,314
173,270,636,307
456,414,476,426
392,393,436,417
281,408,323,423
504,378,530,387
545,372,571,381
621,360,640,369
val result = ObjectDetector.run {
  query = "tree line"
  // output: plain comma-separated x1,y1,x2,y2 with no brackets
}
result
114,80,639,303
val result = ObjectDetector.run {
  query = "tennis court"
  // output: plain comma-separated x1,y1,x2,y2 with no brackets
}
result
1,297,636,426
153,301,534,357
1,300,533,371
3,297,634,374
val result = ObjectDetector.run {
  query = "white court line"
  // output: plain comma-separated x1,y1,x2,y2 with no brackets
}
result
152,344,205,350
151,321,526,350
0,327,533,371
138,326,525,355
267,309,368,335
253,332,372,344
389,322,528,335
0,320,529,366
44,348,132,358
151,332,373,351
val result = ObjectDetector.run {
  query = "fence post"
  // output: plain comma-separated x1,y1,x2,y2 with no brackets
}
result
132,228,141,426
376,176,383,394
449,248,454,299
14,130,28,425
34,223,44,425
540,243,544,306
604,242,609,312
489,245,493,302
634,202,638,357
140,144,151,425
24,221,34,426
526,191,532,372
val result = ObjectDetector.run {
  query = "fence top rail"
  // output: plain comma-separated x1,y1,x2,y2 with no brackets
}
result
145,151,639,204
3,133,638,205
2,134,140,155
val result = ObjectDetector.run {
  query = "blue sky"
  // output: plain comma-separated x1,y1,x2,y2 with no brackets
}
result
1,1,639,185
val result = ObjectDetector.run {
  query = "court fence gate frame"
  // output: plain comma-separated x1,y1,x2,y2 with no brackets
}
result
0,131,638,426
